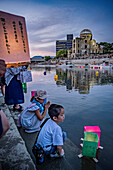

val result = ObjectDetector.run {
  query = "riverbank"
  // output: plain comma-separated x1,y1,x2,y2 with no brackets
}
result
0,92,102,170
59,58,113,65
30,57,113,68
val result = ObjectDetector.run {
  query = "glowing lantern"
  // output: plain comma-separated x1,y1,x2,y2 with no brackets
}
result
54,75,58,81
84,126,101,147
96,71,99,77
0,11,30,67
82,132,99,158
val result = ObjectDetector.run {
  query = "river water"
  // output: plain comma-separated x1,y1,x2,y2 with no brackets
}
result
23,66,113,170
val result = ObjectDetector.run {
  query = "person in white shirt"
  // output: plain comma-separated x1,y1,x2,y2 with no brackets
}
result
36,104,66,158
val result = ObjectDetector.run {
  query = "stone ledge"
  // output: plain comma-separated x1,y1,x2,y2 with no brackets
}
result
0,96,36,170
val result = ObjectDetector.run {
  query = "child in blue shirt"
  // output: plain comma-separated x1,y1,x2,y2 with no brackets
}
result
36,104,66,158
20,90,50,133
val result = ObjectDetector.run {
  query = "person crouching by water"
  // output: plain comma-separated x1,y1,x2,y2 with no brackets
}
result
35,104,66,161
20,90,50,133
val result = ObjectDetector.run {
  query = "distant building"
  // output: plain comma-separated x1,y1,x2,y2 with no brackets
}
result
71,29,103,58
67,34,73,40
56,34,73,53
30,56,45,62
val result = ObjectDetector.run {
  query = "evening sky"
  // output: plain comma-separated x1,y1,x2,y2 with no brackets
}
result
0,0,113,57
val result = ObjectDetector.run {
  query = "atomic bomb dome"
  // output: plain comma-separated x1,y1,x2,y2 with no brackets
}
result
80,29,92,40
70,29,103,58
80,29,92,35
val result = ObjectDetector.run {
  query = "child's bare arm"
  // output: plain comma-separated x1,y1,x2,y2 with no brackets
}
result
44,101,50,109
35,101,50,121
57,145,64,156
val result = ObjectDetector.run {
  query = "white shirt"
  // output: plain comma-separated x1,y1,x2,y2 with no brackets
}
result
37,119,63,150
21,102,42,132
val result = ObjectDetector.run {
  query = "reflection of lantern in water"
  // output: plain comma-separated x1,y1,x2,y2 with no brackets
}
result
84,126,101,147
96,71,99,76
54,75,58,81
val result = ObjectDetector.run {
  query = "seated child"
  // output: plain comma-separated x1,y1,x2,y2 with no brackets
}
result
20,90,50,133
36,104,66,158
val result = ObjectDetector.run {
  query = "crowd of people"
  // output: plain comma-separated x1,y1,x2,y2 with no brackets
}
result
0,59,66,166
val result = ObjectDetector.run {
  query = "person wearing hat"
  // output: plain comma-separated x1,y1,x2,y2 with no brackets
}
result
20,90,50,133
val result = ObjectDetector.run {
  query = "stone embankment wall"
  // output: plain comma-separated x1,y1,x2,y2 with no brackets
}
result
0,94,36,170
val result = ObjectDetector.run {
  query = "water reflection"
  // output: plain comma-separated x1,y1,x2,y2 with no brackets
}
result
82,158,96,170
27,66,113,170
56,68,113,94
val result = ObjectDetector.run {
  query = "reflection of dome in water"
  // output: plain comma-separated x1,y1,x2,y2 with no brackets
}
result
80,29,92,35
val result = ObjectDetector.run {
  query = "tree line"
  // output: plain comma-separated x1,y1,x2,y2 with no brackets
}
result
45,42,113,60
99,42,113,54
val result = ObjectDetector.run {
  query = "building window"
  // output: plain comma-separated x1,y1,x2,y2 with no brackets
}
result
85,45,87,49
85,40,87,43
78,44,79,48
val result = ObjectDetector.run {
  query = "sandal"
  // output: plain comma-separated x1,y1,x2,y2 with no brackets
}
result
13,105,23,111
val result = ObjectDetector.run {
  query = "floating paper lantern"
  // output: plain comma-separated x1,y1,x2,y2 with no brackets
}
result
96,71,99,76
84,126,101,147
54,75,58,81
82,132,99,158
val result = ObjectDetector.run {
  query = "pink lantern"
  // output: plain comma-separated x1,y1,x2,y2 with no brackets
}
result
84,126,101,147
31,91,36,97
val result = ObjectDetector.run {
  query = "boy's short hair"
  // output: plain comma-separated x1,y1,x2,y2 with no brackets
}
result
48,104,64,119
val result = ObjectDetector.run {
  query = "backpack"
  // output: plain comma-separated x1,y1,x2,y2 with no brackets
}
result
32,118,50,164
17,103,36,127
32,143,45,164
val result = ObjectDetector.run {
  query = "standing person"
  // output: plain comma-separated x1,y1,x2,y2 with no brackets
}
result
20,90,50,133
0,59,10,170
0,60,6,97
4,66,28,111
0,59,6,77
0,109,10,138
34,104,66,163
0,59,10,138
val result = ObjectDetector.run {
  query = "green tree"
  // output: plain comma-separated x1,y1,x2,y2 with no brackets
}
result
45,56,51,61
99,42,113,54
56,49,67,59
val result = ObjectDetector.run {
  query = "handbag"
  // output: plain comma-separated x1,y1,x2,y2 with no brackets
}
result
32,118,50,164
19,71,32,83
32,143,45,164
